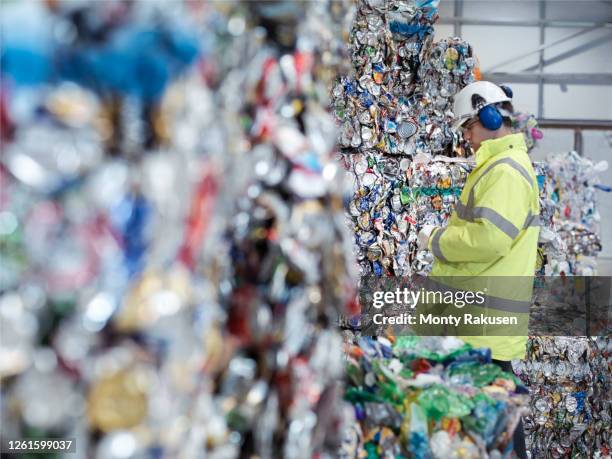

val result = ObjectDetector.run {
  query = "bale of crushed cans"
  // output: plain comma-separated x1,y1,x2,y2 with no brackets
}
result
513,337,611,459
517,152,610,459
340,336,530,459
211,21,359,459
0,1,360,457
332,0,476,278
536,151,608,276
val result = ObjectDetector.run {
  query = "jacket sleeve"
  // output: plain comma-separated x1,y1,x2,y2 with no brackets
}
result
428,166,533,263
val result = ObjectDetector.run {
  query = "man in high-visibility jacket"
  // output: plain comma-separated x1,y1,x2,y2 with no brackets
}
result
418,81,539,459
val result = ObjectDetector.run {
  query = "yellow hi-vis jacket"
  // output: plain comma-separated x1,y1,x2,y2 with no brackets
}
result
427,133,540,361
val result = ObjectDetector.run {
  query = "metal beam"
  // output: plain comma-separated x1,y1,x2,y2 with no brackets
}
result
522,32,612,71
482,72,612,85
453,0,463,37
438,17,612,29
574,130,584,155
536,119,612,130
485,26,603,72
537,0,546,119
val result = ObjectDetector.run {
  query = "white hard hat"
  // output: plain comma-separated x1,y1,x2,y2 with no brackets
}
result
452,81,512,130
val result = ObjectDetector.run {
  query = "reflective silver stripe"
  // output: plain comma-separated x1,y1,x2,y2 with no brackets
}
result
455,157,538,238
431,227,448,263
528,215,540,227
471,207,520,239
468,157,536,207
455,200,469,219
522,212,541,229
498,158,534,189
485,295,531,313
424,278,531,313
455,201,520,239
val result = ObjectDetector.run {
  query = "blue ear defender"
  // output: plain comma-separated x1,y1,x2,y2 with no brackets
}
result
471,93,504,131
478,104,504,130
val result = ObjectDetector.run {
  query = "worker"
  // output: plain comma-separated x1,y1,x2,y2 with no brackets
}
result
417,81,540,459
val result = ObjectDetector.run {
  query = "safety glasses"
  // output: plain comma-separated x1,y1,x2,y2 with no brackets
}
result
461,118,480,132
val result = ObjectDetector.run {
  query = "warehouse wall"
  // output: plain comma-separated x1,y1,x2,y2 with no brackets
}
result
435,1,612,119
436,0,612,273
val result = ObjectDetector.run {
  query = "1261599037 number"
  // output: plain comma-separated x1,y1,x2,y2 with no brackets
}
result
3,439,76,454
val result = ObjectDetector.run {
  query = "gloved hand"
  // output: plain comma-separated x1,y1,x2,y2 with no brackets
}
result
417,225,438,251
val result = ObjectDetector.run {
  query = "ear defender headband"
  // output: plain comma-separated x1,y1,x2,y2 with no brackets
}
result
471,94,503,131
500,85,513,99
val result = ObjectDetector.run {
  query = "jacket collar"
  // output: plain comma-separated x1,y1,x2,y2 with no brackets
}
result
475,133,527,167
